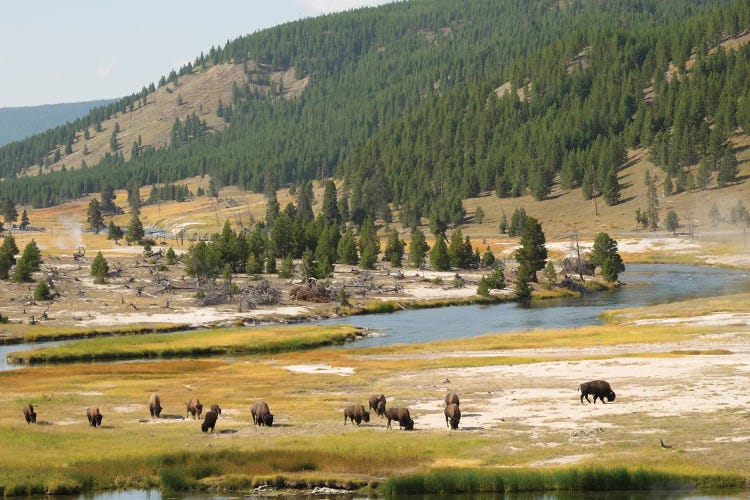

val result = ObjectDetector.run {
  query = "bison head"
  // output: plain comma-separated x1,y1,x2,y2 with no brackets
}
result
376,400,386,416
263,413,274,427
362,411,370,423
404,418,414,431
94,414,103,426
201,422,210,432
606,391,616,402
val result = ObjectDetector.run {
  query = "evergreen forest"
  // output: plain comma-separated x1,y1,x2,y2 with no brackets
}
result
0,0,749,232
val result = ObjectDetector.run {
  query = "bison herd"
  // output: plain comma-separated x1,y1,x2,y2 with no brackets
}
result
21,380,616,432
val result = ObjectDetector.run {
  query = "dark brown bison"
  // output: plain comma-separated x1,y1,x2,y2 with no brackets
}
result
186,398,203,419
86,407,103,427
148,392,162,418
210,404,221,415
444,403,461,430
201,410,218,433
23,404,36,424
344,404,370,426
385,407,414,430
579,380,616,404
251,401,273,427
369,394,386,417
445,391,460,407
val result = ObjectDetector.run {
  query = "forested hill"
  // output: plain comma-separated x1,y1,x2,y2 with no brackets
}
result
0,99,115,147
1,0,749,230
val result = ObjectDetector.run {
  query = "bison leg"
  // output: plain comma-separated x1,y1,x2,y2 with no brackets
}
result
386,418,392,429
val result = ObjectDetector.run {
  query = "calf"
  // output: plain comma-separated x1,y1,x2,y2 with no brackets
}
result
23,404,36,424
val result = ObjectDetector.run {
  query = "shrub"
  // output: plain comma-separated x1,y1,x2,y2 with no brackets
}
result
34,280,51,301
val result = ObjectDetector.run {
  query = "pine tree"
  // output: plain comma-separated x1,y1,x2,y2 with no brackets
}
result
645,171,659,230
0,235,19,279
126,214,144,244
87,198,105,234
13,240,42,283
321,180,340,225
91,251,109,284
717,150,738,187
708,203,721,226
480,246,496,268
603,169,621,206
20,209,30,230
358,217,379,269
499,212,508,235
383,228,405,267
514,217,546,283
664,211,679,233
408,228,429,268
663,175,673,196
508,207,527,237
544,261,557,289
430,233,451,271
165,247,177,265
107,220,124,242
474,206,484,224
1,197,18,224
337,228,359,265
590,232,625,282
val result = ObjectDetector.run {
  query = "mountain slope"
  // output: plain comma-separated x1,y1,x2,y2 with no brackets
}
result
0,99,115,146
0,0,748,225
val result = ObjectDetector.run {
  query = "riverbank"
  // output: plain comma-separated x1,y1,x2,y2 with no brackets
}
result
2,291,750,495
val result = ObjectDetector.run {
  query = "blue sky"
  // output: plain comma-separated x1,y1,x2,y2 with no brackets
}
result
0,0,398,107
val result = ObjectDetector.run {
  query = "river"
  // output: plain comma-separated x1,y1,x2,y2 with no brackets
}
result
318,264,750,348
3,264,749,370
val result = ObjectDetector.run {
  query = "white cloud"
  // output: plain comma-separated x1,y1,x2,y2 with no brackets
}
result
300,0,396,15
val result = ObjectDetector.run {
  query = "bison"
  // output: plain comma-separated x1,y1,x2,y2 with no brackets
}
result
210,404,222,415
251,401,274,427
86,407,103,427
148,392,162,418
445,391,460,407
444,403,461,429
369,394,386,417
579,380,616,404
23,404,36,424
186,398,203,419
385,407,414,430
201,410,218,433
344,404,370,426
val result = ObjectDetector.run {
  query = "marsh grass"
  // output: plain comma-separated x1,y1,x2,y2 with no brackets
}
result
0,323,190,344
382,467,745,495
7,325,360,364
341,295,508,316
601,292,750,324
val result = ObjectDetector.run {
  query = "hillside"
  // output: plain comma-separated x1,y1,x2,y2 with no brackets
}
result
0,0,749,244
0,99,115,146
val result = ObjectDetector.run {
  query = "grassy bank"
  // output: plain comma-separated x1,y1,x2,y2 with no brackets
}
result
6,325,360,364
0,323,191,344
383,467,746,495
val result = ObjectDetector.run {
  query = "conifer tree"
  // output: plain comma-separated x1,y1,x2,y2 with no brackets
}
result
408,228,429,268
514,217,546,283
91,251,109,284
34,280,52,301
1,197,18,224
0,235,19,279
358,217,379,269
87,199,105,234
383,228,405,267
13,240,42,282
321,180,340,225
126,214,144,244
430,233,451,271
20,209,30,230
590,232,625,282
107,220,124,242
337,228,359,265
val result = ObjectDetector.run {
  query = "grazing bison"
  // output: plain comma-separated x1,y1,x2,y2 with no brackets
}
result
251,401,274,427
148,393,162,418
86,407,103,427
344,404,370,426
186,398,203,419
444,403,461,430
210,404,221,415
201,410,218,433
369,394,386,417
445,391,460,407
385,407,414,430
23,404,37,424
579,380,616,404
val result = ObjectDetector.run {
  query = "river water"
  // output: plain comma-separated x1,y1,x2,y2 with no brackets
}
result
3,264,749,370
319,264,750,348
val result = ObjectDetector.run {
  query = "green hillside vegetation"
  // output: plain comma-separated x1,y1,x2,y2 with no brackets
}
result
0,0,748,234
0,99,115,147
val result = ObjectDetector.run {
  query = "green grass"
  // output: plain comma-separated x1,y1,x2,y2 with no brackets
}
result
0,323,191,344
382,467,746,495
6,325,360,364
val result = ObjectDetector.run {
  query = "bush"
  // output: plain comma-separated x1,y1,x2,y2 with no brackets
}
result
34,280,52,301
